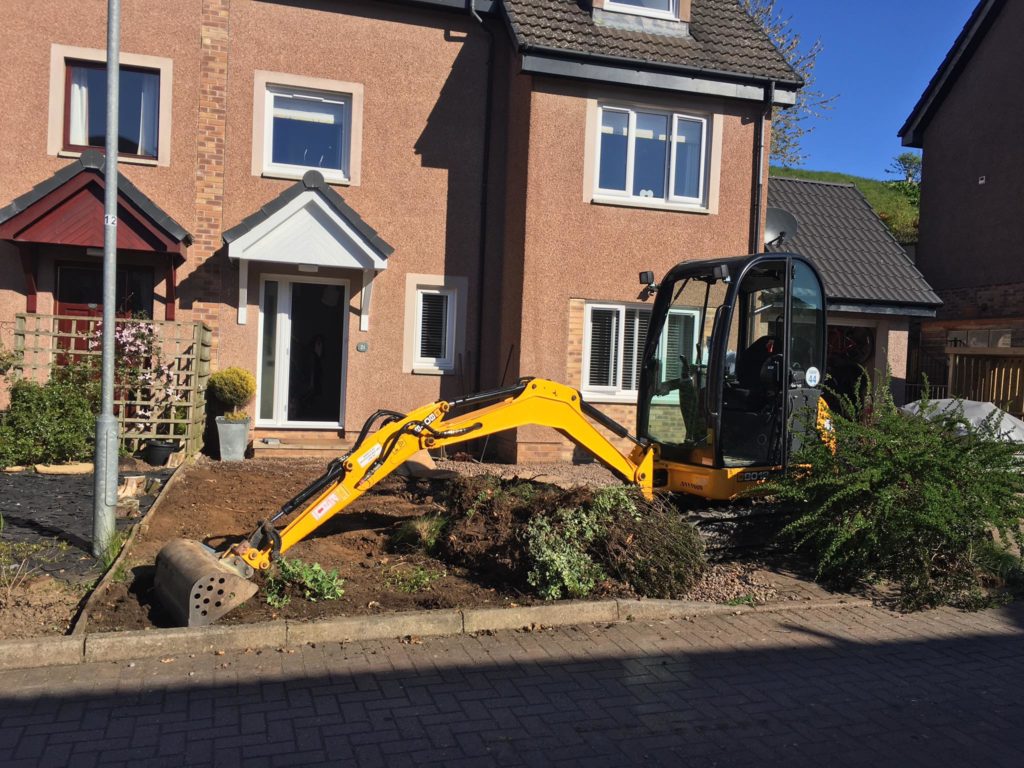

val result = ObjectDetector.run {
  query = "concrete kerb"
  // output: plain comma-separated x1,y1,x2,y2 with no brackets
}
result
0,593,873,671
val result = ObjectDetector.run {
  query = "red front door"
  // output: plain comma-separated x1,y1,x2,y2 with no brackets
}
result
55,263,155,364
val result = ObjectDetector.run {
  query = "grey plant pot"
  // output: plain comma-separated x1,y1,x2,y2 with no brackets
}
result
215,416,250,462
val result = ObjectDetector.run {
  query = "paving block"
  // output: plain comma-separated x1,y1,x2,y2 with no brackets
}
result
0,636,84,670
84,622,287,663
462,601,617,633
287,610,463,645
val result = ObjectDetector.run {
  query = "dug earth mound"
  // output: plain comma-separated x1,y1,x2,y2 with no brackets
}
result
81,458,787,633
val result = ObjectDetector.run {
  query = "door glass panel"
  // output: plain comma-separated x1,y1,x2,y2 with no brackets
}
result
720,261,787,468
259,281,279,421
287,282,344,423
789,261,825,388
643,277,727,453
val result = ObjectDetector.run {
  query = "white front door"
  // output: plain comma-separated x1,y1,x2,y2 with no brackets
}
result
256,275,348,428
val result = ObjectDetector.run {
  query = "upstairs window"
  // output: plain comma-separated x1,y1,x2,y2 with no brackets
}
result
265,85,351,182
596,104,707,208
604,0,678,21
64,61,160,158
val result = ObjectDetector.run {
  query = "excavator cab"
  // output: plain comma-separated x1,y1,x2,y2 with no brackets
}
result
638,253,826,499
154,252,827,626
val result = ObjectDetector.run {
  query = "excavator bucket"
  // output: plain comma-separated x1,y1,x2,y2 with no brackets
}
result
153,539,259,627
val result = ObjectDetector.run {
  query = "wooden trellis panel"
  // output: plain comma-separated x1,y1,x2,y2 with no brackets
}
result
13,314,212,456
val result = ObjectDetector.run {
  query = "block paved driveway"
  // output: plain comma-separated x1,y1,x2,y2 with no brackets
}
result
2,603,1023,767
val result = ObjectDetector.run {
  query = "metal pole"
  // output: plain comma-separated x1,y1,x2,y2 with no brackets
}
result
93,0,121,557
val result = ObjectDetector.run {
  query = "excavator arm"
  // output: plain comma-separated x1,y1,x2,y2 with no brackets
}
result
234,377,654,572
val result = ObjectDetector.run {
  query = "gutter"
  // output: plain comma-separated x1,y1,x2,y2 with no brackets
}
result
469,0,496,392
518,41,802,97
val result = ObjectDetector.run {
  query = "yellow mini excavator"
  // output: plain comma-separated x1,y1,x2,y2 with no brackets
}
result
155,253,828,626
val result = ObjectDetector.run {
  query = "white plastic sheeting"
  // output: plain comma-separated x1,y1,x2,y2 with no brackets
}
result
901,399,1024,443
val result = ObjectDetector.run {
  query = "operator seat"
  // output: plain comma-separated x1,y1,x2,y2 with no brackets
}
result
724,335,778,412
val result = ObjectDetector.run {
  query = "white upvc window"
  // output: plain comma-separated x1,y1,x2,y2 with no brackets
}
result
415,287,457,372
604,0,679,21
264,84,351,183
595,104,708,208
583,302,699,401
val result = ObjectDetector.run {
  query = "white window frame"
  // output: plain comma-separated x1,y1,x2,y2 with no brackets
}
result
252,71,364,186
414,287,457,373
604,0,679,22
582,302,700,403
594,104,708,210
263,84,352,184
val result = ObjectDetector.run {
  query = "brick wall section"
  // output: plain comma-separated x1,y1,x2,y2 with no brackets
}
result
933,281,1024,325
189,0,231,355
515,299,640,464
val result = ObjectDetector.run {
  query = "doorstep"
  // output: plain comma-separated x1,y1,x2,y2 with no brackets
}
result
251,429,353,459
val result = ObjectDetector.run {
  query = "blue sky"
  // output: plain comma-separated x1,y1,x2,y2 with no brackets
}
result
773,0,977,179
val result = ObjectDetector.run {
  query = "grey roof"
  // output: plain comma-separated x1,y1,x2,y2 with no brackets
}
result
767,177,941,312
0,149,191,245
899,0,1006,147
222,170,394,257
502,0,800,85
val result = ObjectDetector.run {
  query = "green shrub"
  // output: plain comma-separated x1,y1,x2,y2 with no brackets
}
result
264,557,344,608
208,367,256,414
594,490,707,598
767,379,1024,610
526,505,607,600
437,477,708,601
0,377,96,467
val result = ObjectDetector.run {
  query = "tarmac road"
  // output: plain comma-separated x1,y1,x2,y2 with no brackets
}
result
1,603,1023,767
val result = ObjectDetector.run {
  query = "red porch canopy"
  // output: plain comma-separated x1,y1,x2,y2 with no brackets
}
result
0,150,191,318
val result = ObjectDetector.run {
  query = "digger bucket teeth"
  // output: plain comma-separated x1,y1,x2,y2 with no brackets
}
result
154,539,259,627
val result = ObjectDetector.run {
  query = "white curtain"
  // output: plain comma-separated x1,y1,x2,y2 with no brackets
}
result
137,75,158,156
69,68,89,146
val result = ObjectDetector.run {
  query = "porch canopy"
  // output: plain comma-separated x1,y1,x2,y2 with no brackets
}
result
0,150,191,319
223,170,392,329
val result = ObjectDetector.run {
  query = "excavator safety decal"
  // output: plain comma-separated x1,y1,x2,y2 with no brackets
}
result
311,489,348,521
357,444,383,468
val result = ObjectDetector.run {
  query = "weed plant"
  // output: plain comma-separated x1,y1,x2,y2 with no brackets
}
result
265,557,344,608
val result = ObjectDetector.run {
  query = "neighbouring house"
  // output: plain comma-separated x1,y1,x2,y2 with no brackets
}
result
767,177,941,404
898,0,1024,416
0,0,803,461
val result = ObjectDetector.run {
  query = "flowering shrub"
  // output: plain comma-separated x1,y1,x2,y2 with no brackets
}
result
85,319,183,437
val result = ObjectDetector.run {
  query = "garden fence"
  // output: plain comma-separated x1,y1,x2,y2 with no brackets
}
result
13,314,213,456
945,347,1024,418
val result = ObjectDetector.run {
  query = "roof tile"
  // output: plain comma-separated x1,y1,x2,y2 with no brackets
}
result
503,0,799,83
768,177,941,310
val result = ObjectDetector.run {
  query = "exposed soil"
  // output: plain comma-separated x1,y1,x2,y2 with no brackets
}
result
82,457,828,634
0,577,84,640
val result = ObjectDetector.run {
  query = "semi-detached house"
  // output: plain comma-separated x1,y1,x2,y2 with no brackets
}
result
0,0,802,461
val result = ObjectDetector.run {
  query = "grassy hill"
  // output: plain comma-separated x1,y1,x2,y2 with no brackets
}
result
770,166,919,244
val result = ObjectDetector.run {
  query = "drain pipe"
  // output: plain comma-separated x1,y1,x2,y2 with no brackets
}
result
751,80,774,254
469,0,495,392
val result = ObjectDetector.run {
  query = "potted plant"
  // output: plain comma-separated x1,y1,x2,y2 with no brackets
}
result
208,367,256,461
